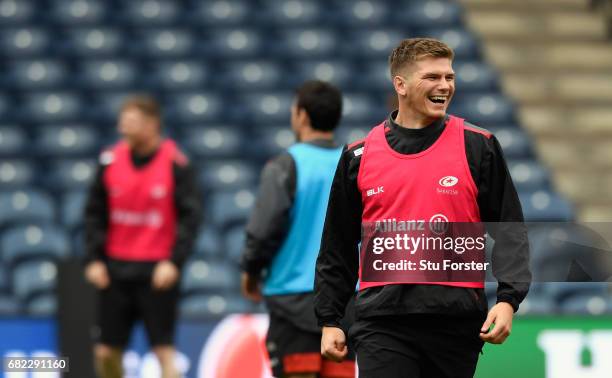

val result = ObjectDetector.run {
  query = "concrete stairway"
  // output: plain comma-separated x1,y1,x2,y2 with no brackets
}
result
459,0,612,221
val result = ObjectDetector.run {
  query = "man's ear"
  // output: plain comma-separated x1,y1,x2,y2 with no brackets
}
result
150,118,162,134
393,75,408,97
297,107,311,128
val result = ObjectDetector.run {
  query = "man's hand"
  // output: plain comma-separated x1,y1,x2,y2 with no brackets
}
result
241,272,262,302
85,260,110,289
152,260,179,290
321,326,348,362
480,302,514,344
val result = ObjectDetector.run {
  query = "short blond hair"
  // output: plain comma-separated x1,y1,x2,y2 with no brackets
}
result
389,38,454,77
121,95,161,121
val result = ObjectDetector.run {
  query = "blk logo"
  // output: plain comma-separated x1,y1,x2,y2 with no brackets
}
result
367,186,384,197
439,176,459,187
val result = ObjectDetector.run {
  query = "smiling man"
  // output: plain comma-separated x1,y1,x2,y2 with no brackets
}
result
314,38,531,377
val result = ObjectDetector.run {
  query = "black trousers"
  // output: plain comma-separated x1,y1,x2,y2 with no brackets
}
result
349,314,485,378
95,279,179,348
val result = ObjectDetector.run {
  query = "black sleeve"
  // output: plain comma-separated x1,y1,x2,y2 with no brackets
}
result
83,165,108,264
171,161,203,269
240,153,296,277
314,145,362,327
476,135,532,312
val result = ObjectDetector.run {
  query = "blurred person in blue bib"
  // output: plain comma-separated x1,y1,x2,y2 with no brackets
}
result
241,81,356,378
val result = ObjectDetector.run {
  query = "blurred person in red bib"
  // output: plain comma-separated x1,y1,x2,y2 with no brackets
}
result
84,95,201,378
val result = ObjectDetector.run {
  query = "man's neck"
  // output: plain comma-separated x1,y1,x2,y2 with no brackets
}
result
394,107,438,130
299,128,334,143
131,136,162,157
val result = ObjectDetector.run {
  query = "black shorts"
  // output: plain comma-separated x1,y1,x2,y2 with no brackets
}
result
266,312,356,378
94,279,179,348
349,314,485,378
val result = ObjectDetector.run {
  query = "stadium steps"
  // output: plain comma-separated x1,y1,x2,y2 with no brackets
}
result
520,105,612,136
461,0,592,11
464,11,606,42
460,0,612,220
502,74,612,105
482,42,612,72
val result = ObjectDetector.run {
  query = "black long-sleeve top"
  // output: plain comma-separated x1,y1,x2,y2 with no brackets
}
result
84,143,202,280
241,139,340,332
314,112,532,327
241,139,337,277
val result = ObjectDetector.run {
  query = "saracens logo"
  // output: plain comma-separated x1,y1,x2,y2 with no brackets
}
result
151,184,167,199
437,176,459,195
439,176,458,187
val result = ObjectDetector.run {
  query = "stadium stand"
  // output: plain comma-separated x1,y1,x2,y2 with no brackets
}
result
193,227,222,260
180,125,244,159
0,0,608,319
207,188,255,230
0,126,26,157
0,190,56,228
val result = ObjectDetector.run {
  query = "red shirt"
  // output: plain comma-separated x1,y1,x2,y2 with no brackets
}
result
104,140,177,261
358,116,484,290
